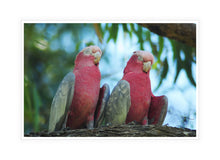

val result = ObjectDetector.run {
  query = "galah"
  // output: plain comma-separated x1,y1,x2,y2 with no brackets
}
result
102,51,168,126
48,46,110,132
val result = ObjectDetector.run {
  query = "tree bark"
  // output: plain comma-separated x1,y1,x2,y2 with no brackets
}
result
139,23,196,48
25,124,196,137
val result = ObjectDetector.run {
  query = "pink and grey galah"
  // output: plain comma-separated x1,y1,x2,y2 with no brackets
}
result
48,46,109,132
101,51,168,126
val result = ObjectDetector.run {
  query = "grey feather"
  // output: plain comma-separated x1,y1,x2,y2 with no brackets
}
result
157,96,168,125
95,83,110,128
103,80,131,126
48,72,75,132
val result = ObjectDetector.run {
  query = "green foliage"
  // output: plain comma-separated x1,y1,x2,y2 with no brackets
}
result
24,75,43,132
155,58,169,90
170,39,196,86
107,24,119,43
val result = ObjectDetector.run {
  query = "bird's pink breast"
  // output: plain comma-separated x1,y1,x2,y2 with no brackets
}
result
66,66,101,129
122,72,152,123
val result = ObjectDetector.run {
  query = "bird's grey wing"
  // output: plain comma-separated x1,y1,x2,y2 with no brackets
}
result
48,72,75,132
102,80,131,126
148,95,168,125
94,83,110,128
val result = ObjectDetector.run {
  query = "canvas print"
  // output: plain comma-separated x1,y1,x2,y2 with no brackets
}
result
23,23,196,137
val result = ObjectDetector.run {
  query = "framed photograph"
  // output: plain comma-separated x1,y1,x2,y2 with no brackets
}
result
23,22,197,138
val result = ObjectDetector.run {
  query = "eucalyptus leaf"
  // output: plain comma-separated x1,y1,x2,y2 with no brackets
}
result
155,58,169,90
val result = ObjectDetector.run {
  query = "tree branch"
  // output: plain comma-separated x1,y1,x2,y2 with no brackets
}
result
139,23,196,47
25,124,196,137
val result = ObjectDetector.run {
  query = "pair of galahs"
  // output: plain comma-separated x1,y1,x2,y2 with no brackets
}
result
48,46,168,132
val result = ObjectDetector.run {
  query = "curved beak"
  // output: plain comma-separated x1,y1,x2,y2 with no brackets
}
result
143,61,151,72
93,52,101,64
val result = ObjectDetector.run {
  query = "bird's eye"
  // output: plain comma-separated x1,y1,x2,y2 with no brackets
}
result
83,48,92,55
138,56,143,61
